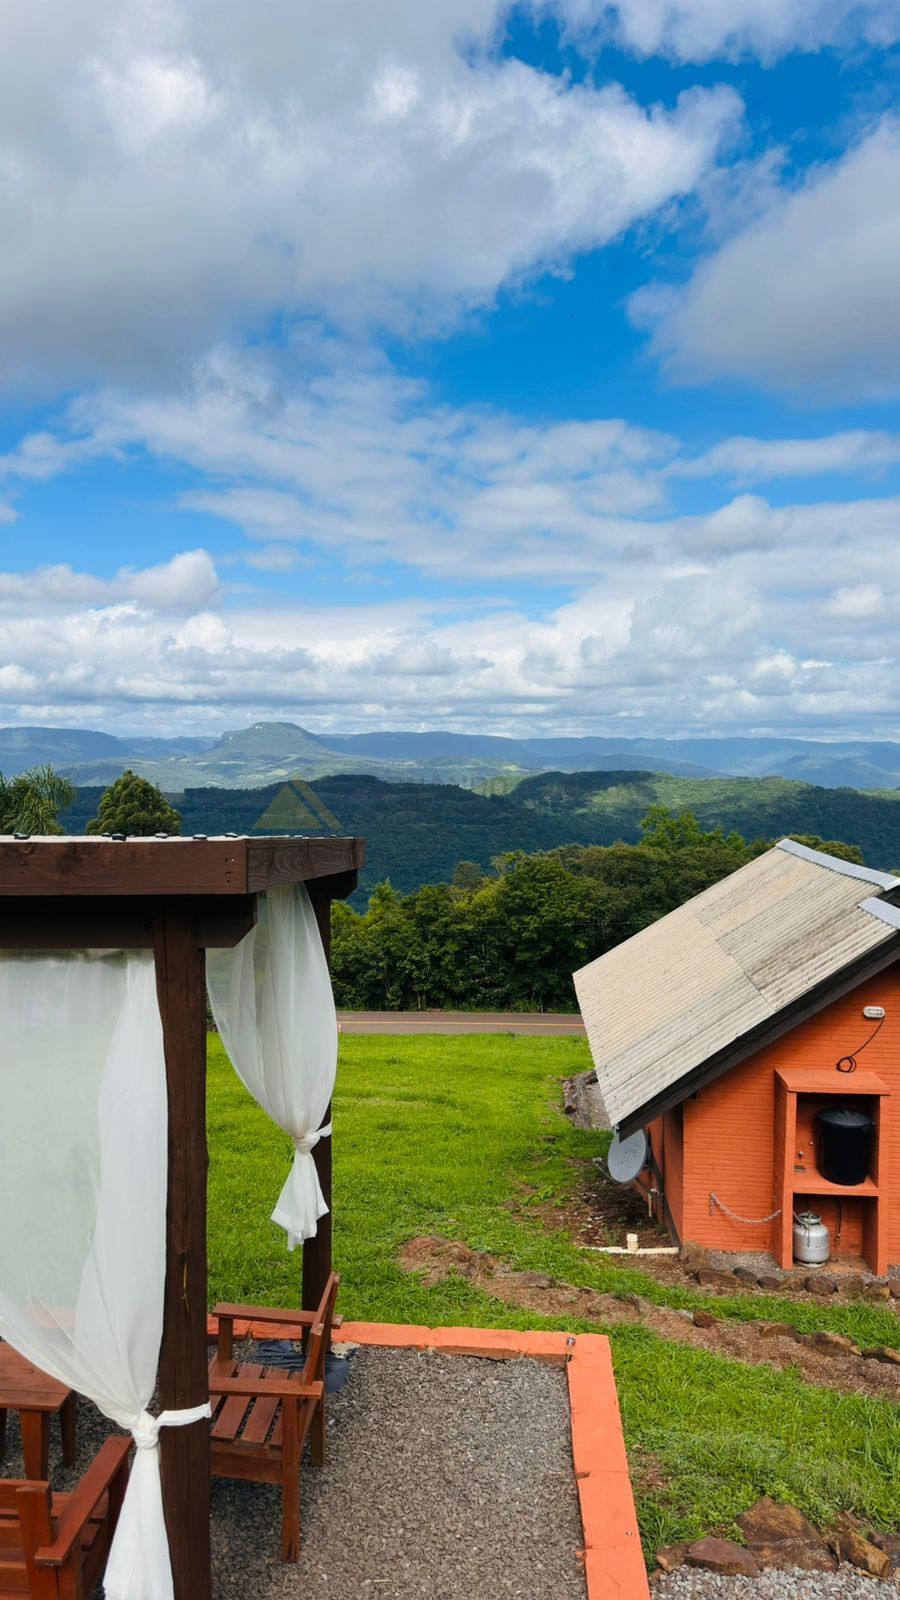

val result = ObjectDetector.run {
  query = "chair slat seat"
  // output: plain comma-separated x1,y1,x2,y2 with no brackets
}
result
209,1361,259,1444
240,1392,281,1448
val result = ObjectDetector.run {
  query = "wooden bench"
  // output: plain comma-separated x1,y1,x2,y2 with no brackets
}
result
208,1272,340,1562
0,1436,130,1599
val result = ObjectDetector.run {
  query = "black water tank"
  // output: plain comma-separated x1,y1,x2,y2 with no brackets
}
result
817,1107,874,1186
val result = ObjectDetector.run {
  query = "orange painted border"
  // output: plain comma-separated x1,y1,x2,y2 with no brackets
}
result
206,1316,649,1600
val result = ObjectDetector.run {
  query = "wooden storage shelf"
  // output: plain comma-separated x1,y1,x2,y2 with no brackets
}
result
774,1067,890,1275
791,1174,878,1198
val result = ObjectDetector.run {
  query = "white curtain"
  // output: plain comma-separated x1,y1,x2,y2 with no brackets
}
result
0,949,206,1600
206,882,338,1250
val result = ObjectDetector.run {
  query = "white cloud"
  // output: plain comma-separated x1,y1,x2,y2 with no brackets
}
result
0,0,739,391
549,0,900,61
679,430,900,483
633,120,900,398
0,550,219,610
124,550,221,608
825,583,886,618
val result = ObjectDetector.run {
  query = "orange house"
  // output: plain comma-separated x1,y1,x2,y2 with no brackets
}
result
574,839,900,1275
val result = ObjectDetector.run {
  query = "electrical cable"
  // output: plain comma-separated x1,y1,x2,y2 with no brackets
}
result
836,1012,884,1073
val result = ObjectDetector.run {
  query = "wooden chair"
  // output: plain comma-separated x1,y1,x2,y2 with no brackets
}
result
0,1435,130,1599
208,1272,340,1562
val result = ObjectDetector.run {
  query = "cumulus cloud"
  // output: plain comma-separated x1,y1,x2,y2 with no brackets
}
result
0,542,897,737
632,120,900,398
548,0,900,61
0,0,740,391
0,550,219,610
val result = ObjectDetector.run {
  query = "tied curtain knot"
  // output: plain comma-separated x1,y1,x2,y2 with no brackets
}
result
293,1121,332,1157
130,1404,212,1451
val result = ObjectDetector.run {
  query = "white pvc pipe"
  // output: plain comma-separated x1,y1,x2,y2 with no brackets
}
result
585,1245,680,1255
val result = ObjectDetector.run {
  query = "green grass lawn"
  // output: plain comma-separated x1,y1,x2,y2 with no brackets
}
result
207,1032,900,1553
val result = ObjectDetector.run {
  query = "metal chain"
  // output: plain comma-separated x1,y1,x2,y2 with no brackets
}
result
709,1191,782,1225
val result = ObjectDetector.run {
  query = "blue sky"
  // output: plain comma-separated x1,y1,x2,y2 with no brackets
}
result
1,0,900,739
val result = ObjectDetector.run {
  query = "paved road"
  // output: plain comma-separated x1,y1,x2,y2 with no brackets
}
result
337,1010,585,1035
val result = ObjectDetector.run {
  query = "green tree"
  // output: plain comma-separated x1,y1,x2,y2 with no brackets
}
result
451,859,486,892
0,764,76,835
87,770,182,836
639,803,746,856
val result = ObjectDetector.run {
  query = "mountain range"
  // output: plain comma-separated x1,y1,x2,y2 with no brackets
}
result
6,720,900,791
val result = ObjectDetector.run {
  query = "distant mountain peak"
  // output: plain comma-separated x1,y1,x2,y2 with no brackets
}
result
211,721,338,757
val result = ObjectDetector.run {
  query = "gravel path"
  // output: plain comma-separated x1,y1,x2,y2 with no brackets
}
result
653,1566,899,1598
212,1347,586,1599
1,1346,586,1599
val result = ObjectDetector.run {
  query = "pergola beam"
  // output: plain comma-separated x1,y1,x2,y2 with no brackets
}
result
0,894,257,950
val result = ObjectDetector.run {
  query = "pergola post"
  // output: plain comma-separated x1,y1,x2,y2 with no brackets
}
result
154,905,212,1600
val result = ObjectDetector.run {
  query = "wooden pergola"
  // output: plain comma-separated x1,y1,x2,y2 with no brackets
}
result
0,832,365,1600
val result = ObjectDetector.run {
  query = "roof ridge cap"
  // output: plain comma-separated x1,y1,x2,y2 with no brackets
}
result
775,837,899,891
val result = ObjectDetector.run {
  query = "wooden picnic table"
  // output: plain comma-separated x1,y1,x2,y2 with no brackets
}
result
0,1344,76,1480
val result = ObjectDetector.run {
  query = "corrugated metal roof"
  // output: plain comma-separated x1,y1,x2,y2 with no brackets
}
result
573,839,900,1131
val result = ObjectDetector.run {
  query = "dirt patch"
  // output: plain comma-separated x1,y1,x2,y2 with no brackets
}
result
399,1236,900,1403
509,1156,671,1253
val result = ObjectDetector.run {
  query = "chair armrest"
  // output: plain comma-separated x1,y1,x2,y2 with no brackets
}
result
33,1437,131,1567
210,1375,324,1402
213,1302,342,1331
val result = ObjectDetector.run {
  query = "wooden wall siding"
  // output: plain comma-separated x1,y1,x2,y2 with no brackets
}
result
672,965,900,1269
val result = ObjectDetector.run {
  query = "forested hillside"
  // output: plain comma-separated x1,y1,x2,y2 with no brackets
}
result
494,771,900,872
63,767,900,899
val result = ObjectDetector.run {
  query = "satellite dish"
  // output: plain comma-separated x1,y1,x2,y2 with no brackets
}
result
607,1128,649,1184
